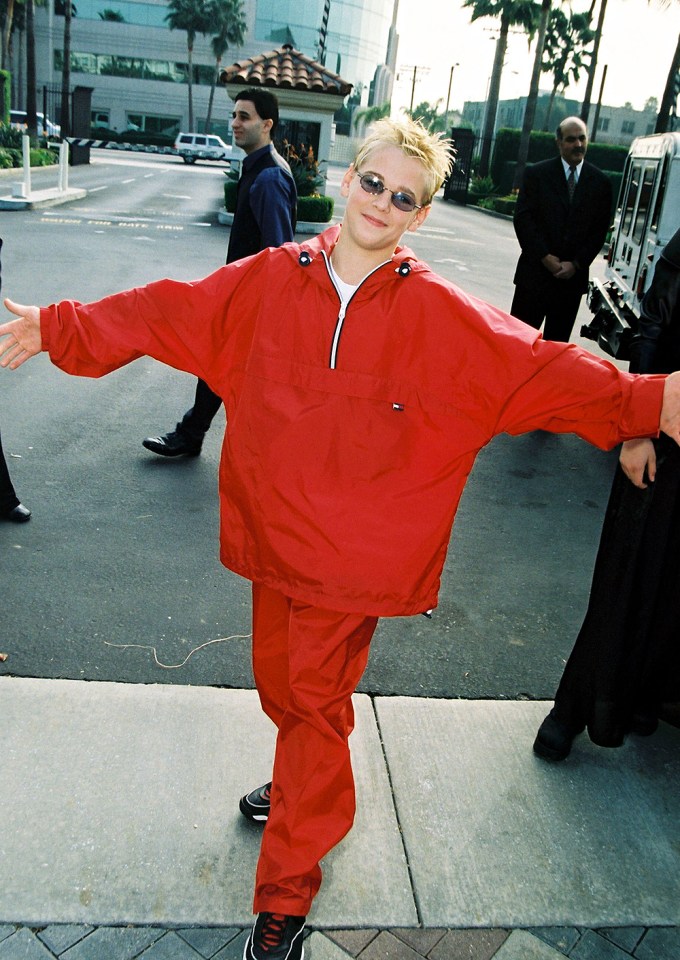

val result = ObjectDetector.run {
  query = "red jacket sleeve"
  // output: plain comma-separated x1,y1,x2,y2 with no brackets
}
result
39,253,267,390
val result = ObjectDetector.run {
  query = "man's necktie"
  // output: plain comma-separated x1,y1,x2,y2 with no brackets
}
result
567,165,577,202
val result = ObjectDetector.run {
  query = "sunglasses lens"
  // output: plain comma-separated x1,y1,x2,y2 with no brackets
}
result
358,174,417,212
360,175,382,195
391,193,415,212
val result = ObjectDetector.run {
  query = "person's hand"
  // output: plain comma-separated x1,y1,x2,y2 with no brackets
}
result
660,370,680,444
553,260,577,280
619,438,656,489
541,254,562,275
0,299,42,369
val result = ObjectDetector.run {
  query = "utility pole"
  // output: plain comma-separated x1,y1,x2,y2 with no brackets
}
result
444,63,459,133
399,65,429,113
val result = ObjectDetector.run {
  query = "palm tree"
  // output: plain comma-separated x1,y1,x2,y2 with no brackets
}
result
1,0,23,70
512,0,552,191
59,0,74,138
352,101,391,133
204,0,246,134
580,0,607,123
165,0,213,132
404,99,448,133
463,0,539,178
541,8,594,131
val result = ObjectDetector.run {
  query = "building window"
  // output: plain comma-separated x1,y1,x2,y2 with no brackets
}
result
597,117,610,132
622,120,635,135
54,50,214,85
54,0,167,27
126,113,181,137
91,109,110,128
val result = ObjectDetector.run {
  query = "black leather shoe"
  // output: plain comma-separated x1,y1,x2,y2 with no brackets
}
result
142,430,202,458
3,503,31,522
533,710,583,762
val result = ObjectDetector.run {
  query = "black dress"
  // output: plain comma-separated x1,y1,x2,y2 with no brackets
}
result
551,229,680,747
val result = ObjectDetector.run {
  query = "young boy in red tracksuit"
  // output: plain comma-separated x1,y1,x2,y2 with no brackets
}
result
3,119,680,960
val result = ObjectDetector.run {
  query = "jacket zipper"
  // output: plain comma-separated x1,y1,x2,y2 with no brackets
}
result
322,252,390,369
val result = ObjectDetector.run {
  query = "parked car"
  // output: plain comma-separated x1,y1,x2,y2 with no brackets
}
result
581,132,680,359
174,132,242,166
9,110,61,138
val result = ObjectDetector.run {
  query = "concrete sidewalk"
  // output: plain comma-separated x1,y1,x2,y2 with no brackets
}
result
1,677,679,959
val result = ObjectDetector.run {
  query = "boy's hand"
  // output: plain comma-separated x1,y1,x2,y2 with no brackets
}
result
0,299,42,369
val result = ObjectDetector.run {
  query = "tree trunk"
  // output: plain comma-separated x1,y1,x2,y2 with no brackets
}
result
513,0,551,192
544,85,557,132
478,11,509,179
655,30,680,134
187,40,194,131
580,0,608,124
205,57,221,133
26,0,38,141
2,0,16,71
60,0,72,139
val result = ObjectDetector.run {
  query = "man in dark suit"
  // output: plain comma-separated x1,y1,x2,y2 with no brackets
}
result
511,116,612,342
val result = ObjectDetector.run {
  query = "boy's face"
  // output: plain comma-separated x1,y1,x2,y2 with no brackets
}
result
340,145,431,260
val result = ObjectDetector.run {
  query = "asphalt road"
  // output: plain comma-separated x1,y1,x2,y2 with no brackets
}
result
0,151,622,698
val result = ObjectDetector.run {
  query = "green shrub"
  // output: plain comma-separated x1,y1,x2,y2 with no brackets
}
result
224,178,238,213
0,123,22,149
297,194,334,223
30,148,58,166
469,175,496,196
475,194,516,216
0,147,14,168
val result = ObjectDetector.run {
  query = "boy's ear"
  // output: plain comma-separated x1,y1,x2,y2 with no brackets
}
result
340,163,355,198
407,203,431,233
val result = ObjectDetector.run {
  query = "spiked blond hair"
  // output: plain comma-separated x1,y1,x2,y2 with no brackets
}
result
353,117,454,206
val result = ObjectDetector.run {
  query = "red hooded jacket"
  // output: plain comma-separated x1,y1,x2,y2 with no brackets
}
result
40,226,665,616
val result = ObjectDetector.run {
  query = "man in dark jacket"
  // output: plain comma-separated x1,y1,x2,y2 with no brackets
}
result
510,116,612,342
143,88,297,458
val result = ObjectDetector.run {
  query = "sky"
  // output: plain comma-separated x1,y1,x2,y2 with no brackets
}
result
392,0,679,117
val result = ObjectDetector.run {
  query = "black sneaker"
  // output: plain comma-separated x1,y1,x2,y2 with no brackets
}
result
244,912,305,960
239,782,272,822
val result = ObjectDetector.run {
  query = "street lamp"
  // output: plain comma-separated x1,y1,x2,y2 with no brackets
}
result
444,63,459,133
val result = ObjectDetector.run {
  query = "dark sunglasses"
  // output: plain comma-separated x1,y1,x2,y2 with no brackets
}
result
356,172,423,213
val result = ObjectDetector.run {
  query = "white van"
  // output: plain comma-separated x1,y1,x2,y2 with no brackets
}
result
582,132,680,359
174,132,241,166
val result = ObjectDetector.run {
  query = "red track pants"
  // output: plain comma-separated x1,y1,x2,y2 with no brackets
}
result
251,582,378,916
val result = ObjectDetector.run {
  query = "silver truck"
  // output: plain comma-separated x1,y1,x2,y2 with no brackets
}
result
581,131,680,359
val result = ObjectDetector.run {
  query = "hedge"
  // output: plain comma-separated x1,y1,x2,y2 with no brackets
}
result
297,194,334,223
490,127,628,188
223,184,334,223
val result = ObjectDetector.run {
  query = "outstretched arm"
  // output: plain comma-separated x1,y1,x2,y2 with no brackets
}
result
0,299,42,370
